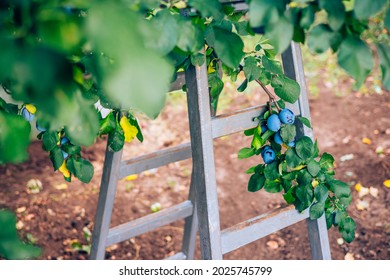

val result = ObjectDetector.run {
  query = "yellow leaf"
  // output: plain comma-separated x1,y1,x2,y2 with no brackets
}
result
120,116,138,143
292,164,306,171
25,104,37,114
384,180,390,188
355,183,363,192
362,137,372,145
311,179,319,188
59,161,71,178
125,174,138,181
207,63,215,74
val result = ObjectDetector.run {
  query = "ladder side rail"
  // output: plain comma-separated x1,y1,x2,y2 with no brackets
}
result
282,42,332,260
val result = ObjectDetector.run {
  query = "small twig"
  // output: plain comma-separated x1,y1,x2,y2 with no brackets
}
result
256,79,281,112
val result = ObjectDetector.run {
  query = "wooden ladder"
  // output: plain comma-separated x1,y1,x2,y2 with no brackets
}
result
89,43,331,260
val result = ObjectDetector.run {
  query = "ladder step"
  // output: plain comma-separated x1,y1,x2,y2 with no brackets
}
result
119,143,191,179
119,105,265,179
211,105,265,138
165,252,187,260
105,200,194,246
220,205,309,254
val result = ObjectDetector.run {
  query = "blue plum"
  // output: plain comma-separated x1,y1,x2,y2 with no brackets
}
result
261,145,276,164
60,137,70,145
261,125,267,134
266,114,281,132
35,122,47,132
62,150,69,160
287,140,295,147
21,108,34,122
274,132,283,144
279,108,295,124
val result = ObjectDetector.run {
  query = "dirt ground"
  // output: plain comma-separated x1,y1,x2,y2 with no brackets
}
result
0,77,389,260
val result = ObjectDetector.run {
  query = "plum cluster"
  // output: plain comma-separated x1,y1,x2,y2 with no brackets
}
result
261,108,296,164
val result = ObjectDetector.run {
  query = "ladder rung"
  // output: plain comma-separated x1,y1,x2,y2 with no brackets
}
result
165,252,187,260
212,105,265,138
220,205,310,254
105,200,194,246
119,105,265,178
119,143,192,179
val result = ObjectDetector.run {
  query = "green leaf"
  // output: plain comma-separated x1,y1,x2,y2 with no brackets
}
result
127,114,144,143
188,0,223,20
283,187,296,204
211,26,244,69
377,43,390,91
62,144,81,155
248,173,266,192
64,92,99,146
108,126,125,152
319,0,345,31
300,5,316,29
244,127,255,136
245,165,257,174
238,147,255,159
191,53,206,66
294,184,313,211
327,179,351,198
285,148,302,169
0,210,41,260
249,0,287,27
280,124,296,143
243,56,261,82
150,10,180,55
49,146,64,171
314,184,329,203
237,78,248,92
266,16,294,53
295,136,314,160
334,210,346,226
297,116,312,128
271,75,300,103
297,169,313,186
325,210,334,229
66,157,94,184
385,9,390,31
264,161,280,181
42,131,59,152
340,217,356,241
354,0,387,20
337,35,373,89
86,1,173,118
0,112,31,164
307,24,342,54
99,112,116,135
208,72,224,98
307,160,321,177
319,152,334,169
309,202,325,219
264,180,283,193
262,56,283,75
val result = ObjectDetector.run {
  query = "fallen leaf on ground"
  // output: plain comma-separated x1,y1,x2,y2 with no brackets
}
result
54,183,68,190
340,154,354,161
345,252,354,260
337,238,344,245
356,200,369,211
16,206,26,213
362,138,372,145
16,220,24,230
266,240,279,249
125,174,138,181
384,180,390,188
369,187,379,198
355,183,363,192
26,179,43,194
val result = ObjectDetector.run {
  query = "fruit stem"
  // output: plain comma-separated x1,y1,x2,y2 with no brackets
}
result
256,79,281,112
